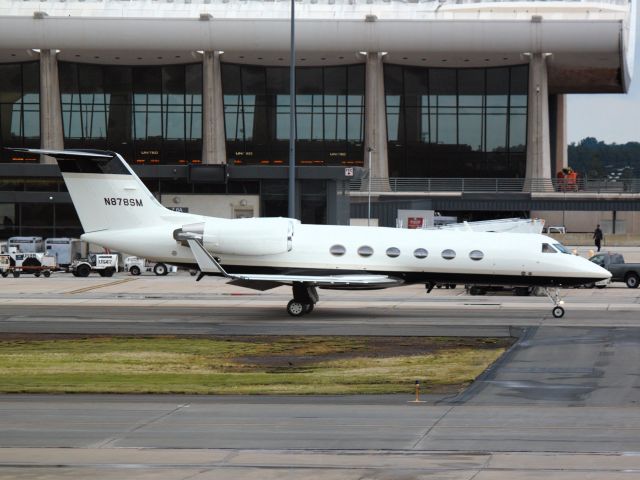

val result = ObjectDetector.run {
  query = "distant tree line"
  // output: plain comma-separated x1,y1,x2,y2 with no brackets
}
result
569,137,640,179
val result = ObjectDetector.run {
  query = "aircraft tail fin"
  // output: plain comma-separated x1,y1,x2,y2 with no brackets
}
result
10,148,171,233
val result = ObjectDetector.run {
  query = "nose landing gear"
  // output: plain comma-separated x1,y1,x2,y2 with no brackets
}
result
544,288,565,318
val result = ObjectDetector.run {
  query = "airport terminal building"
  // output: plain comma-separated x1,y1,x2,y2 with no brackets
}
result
0,0,635,237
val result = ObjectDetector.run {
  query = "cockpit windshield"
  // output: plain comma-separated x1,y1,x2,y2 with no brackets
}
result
553,243,570,254
542,243,556,253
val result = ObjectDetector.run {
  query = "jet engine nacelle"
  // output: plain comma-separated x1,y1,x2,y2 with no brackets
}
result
202,217,296,256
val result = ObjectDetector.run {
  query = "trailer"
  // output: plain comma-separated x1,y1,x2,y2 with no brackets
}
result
45,238,86,268
0,249,57,278
8,236,44,253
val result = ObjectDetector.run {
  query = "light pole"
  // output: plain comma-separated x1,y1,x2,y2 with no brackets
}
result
287,0,296,219
367,147,374,226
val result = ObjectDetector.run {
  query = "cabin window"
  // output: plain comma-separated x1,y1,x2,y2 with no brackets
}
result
358,245,374,257
469,250,484,261
590,255,605,266
330,244,346,256
441,249,456,260
542,243,556,253
413,248,428,259
386,247,401,258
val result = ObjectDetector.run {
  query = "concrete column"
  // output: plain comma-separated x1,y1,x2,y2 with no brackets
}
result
525,53,551,185
554,94,568,174
39,49,64,164
364,52,389,188
202,51,226,165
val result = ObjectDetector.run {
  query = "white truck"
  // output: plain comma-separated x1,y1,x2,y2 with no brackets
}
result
124,256,176,276
70,254,119,277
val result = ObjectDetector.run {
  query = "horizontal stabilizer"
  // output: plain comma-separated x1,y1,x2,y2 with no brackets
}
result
8,148,114,159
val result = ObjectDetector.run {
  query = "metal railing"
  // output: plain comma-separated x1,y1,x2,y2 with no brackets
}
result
349,177,640,193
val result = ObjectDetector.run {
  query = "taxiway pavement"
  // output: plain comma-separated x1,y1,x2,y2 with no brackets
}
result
1,273,640,479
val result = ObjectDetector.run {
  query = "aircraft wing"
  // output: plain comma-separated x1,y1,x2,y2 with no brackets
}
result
184,236,403,290
228,273,404,289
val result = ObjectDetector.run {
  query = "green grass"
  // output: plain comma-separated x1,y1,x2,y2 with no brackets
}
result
0,336,508,395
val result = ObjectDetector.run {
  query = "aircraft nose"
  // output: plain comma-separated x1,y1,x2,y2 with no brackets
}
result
588,261,611,280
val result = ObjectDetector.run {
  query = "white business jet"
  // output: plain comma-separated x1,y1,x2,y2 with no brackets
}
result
13,148,610,318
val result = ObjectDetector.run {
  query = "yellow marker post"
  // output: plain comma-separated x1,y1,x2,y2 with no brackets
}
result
408,379,426,404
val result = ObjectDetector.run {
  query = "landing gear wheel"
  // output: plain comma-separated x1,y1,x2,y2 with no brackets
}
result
154,263,168,276
552,306,565,318
129,266,141,276
287,300,306,317
625,273,639,289
304,303,314,314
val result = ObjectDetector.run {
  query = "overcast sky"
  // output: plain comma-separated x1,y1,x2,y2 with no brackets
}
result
567,11,638,145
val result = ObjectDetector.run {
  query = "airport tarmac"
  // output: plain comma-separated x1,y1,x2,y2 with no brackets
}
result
2,269,640,478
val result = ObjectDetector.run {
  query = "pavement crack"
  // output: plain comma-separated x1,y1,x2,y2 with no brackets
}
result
92,403,190,448
410,405,454,449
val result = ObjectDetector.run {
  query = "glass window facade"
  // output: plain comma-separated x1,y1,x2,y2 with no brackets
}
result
385,64,528,178
0,62,40,163
59,62,202,165
222,63,365,166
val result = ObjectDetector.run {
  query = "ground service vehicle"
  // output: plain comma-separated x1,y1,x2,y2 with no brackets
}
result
70,254,118,277
589,252,640,288
7,236,44,253
44,238,86,268
0,249,56,278
124,256,176,276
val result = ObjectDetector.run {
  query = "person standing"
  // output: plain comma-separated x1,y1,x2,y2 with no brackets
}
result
593,224,604,252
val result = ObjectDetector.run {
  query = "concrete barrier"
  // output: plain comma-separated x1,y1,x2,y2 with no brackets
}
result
548,233,640,247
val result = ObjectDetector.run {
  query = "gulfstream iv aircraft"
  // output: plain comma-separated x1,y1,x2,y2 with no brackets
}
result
15,148,610,318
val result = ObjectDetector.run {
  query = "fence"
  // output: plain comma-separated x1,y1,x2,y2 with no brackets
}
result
349,177,640,194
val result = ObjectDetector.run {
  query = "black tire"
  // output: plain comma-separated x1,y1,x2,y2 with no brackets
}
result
153,263,168,276
75,263,91,278
552,306,565,318
189,270,197,276
596,284,607,289
469,286,486,295
625,273,639,289
43,270,51,278
21,257,41,275
12,271,20,278
99,268,115,278
129,266,141,276
34,271,41,278
1,271,8,278
286,300,306,317
72,271,79,277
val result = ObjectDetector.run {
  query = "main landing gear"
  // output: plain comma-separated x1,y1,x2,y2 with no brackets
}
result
286,283,319,317
544,287,565,318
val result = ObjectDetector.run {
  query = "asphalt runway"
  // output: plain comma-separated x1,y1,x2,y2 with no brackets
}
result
2,275,640,478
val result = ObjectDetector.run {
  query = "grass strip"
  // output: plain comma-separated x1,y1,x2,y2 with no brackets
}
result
0,336,509,395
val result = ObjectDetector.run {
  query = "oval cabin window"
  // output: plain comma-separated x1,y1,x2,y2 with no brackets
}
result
386,247,401,258
441,249,456,260
330,244,346,256
413,248,428,259
357,246,374,257
469,250,484,261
